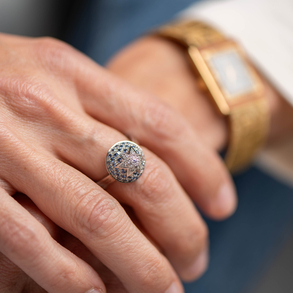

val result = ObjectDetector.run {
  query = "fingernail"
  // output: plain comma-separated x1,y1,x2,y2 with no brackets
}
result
86,289,103,293
165,282,182,293
215,184,237,216
185,249,209,280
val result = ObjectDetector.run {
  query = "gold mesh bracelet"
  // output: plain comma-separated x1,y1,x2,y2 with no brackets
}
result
155,20,269,173
225,99,269,172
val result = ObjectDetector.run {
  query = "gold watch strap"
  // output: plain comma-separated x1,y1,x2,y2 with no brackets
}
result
226,99,269,172
155,20,269,173
156,21,226,47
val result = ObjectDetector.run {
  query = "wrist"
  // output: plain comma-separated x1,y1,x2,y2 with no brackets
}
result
108,29,293,172
107,36,228,151
120,36,293,149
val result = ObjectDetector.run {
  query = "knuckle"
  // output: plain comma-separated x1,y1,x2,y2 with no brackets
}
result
139,256,168,289
178,223,208,258
49,260,96,293
35,37,69,60
0,75,57,119
143,100,189,140
73,122,105,148
50,264,79,291
36,36,63,49
34,37,76,72
1,219,41,258
0,75,75,130
9,226,38,252
73,192,120,238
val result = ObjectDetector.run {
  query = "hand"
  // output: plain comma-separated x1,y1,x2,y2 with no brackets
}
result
107,36,293,152
0,33,236,292
0,195,129,293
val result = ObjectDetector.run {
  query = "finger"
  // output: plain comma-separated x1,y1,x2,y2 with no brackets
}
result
3,194,100,293
0,188,106,293
13,193,59,238
59,54,237,220
16,194,112,293
15,193,61,293
2,136,183,293
17,195,130,293
21,198,132,293
43,110,209,280
107,149,210,281
16,194,102,293
60,232,128,293
0,193,56,293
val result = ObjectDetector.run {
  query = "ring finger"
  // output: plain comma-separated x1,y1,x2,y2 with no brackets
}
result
50,112,209,281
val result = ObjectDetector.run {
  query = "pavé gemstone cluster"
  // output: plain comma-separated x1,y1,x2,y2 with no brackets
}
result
106,141,145,183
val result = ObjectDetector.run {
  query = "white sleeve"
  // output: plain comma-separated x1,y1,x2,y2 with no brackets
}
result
179,0,293,106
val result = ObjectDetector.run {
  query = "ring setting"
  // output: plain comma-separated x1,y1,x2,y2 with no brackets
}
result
105,141,145,183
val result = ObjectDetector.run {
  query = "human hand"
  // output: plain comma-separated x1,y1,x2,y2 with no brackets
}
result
0,194,130,293
107,36,293,153
0,33,236,293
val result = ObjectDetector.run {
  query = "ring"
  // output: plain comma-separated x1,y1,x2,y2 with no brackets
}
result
97,141,145,189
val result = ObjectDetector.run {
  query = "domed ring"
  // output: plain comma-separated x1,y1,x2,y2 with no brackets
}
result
97,141,145,188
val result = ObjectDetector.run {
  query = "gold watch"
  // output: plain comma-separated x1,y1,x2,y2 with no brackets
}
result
155,20,270,173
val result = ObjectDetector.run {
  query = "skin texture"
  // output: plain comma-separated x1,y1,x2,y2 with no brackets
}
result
0,194,126,293
0,33,240,293
3,33,293,293
3,28,293,293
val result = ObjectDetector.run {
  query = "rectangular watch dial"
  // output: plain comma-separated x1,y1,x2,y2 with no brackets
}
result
207,49,256,100
188,40,263,115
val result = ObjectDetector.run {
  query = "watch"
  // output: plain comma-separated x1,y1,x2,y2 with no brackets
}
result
155,20,270,173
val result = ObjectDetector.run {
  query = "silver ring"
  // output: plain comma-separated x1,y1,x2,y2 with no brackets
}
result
97,141,145,188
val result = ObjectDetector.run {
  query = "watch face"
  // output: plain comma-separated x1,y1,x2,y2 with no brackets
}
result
207,49,256,100
189,41,263,114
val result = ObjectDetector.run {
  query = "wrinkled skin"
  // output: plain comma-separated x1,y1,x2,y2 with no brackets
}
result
0,33,242,293
0,195,128,293
2,31,293,293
